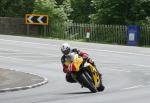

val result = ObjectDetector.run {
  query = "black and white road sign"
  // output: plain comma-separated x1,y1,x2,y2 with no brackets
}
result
25,14,48,25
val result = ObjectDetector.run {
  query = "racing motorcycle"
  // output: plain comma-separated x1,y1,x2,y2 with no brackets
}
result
64,53,105,93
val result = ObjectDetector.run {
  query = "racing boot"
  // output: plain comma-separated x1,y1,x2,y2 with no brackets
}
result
66,73,77,83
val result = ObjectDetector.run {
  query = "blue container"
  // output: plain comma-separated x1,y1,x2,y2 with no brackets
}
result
127,25,139,46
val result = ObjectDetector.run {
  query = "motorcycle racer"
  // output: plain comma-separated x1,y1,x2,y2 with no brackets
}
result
60,43,101,83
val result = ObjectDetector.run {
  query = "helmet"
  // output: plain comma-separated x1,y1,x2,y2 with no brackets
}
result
61,43,71,55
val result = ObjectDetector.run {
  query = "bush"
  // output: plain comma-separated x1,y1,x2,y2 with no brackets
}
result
33,0,69,37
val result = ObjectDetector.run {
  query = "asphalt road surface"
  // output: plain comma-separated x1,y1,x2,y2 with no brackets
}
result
0,34,150,103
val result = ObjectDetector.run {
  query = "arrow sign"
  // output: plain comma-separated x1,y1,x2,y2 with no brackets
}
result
37,16,44,23
25,14,48,25
27,15,34,23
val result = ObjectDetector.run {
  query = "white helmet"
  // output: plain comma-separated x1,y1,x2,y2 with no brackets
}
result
61,43,71,55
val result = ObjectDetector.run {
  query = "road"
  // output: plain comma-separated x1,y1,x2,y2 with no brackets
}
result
0,34,150,103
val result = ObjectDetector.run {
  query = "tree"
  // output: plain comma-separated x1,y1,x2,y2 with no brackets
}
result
0,0,34,17
70,0,95,23
33,0,68,23
55,0,64,5
91,0,150,25
23,0,34,15
33,0,70,36
55,0,73,17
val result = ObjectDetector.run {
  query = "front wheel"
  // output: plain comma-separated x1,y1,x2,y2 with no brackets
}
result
79,72,97,93
97,75,105,92
97,84,105,92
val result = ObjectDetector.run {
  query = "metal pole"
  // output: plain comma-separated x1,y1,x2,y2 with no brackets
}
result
27,24,30,35
44,25,47,37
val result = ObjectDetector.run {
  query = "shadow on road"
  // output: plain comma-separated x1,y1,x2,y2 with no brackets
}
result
62,91,92,95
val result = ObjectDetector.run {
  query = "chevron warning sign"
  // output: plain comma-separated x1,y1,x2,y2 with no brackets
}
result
25,14,48,25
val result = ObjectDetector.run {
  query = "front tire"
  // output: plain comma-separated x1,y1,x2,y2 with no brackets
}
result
97,84,105,91
97,75,105,92
79,72,97,93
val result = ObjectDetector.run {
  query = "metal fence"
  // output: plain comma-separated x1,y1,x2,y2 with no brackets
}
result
42,23,150,46
140,26,150,46
0,17,150,46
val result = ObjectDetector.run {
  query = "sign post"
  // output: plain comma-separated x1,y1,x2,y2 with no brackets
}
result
26,24,30,35
25,14,48,36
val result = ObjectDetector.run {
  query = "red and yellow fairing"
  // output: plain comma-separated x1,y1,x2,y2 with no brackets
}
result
64,54,83,72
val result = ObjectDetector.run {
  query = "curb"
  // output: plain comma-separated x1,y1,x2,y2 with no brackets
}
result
0,74,48,93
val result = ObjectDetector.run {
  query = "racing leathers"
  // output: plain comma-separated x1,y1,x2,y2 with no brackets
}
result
61,48,97,83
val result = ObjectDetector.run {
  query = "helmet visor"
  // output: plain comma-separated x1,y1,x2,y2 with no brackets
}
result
62,49,70,55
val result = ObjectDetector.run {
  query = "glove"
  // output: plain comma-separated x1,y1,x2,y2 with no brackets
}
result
72,48,79,53
82,53,89,60
63,65,69,73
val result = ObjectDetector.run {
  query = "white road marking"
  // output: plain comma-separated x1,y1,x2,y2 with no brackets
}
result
123,84,150,90
0,47,59,57
0,55,59,65
0,38,57,47
0,55,36,62
105,68,131,73
0,48,22,52
123,85,143,90
1,38,150,57
1,38,150,67
85,49,150,57
132,64,150,68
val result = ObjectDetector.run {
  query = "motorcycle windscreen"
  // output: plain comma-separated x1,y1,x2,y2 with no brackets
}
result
73,56,83,71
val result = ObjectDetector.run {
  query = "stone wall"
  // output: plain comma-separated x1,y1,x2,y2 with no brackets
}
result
0,17,39,35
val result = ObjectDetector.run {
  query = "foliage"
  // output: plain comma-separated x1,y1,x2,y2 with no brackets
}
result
91,0,150,25
1,0,150,25
56,0,73,17
33,0,70,36
70,0,95,23
0,0,34,17
55,0,64,5
33,0,68,22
